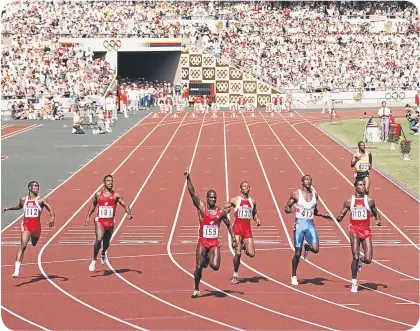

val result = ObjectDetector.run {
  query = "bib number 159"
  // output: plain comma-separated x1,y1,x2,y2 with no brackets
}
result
203,225,218,239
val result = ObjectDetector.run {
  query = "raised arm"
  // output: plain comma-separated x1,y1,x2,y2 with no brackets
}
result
284,191,298,214
220,210,237,248
40,198,55,228
116,193,133,219
368,197,381,226
336,199,351,223
184,168,205,217
2,197,25,213
84,193,99,226
252,199,261,227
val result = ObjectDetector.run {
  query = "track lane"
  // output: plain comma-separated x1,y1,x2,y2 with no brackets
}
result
244,112,418,325
221,112,417,328
1,115,169,330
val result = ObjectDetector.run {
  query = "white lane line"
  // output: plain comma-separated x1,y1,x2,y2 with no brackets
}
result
106,114,245,330
288,113,419,251
167,112,337,331
1,306,49,331
37,114,172,330
2,114,153,234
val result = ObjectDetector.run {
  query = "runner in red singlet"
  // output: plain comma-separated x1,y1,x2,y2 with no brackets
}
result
336,179,382,293
84,175,132,272
2,181,55,278
184,168,237,298
225,181,262,284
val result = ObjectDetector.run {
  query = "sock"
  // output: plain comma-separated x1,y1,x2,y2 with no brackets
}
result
233,272,238,278
14,261,21,274
351,278,357,285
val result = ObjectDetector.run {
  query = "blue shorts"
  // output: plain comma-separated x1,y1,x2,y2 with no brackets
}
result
293,219,319,248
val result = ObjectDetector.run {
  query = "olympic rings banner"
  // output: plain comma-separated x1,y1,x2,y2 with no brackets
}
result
58,38,183,52
103,39,122,51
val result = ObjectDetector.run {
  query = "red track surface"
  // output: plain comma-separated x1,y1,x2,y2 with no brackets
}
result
2,111,419,330
1,124,40,140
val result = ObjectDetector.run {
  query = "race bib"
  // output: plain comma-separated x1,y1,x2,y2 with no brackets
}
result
358,163,369,171
237,207,253,219
352,208,367,220
24,206,39,218
203,225,219,239
296,208,314,219
99,206,114,219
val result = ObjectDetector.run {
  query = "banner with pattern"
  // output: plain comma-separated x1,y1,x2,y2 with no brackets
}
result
181,47,285,107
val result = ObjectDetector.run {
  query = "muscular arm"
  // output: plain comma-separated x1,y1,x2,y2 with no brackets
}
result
84,193,99,225
336,199,351,223
369,198,381,226
350,153,360,168
220,210,236,242
2,197,25,213
116,193,133,219
313,194,332,220
252,199,261,226
186,175,205,217
284,191,298,214
40,198,55,227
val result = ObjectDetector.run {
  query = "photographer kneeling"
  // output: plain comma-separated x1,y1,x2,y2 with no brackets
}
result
406,104,419,135
72,110,85,134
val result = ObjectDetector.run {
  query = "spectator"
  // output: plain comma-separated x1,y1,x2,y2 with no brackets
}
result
378,101,391,142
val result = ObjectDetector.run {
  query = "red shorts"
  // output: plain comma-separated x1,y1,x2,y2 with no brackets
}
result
198,238,220,249
234,220,253,239
349,225,372,239
96,219,115,231
21,219,41,237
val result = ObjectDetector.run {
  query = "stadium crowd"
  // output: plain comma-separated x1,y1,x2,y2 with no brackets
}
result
192,1,420,91
1,0,419,108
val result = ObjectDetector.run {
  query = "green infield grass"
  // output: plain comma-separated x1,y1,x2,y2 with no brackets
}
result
318,118,419,196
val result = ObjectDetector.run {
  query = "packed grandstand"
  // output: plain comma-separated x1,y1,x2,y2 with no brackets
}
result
1,0,419,116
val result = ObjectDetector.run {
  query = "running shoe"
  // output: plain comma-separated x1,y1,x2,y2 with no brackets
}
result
88,260,96,272
351,283,358,293
231,276,239,285
291,276,299,286
191,290,200,298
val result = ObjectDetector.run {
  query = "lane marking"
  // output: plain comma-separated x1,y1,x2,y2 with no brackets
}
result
231,112,418,325
288,113,419,250
167,112,337,331
37,114,170,330
259,113,420,294
1,114,153,234
1,306,49,331
106,114,245,331
1,124,43,140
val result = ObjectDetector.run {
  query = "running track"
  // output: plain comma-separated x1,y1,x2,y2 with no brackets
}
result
1,111,419,330
1,124,42,140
